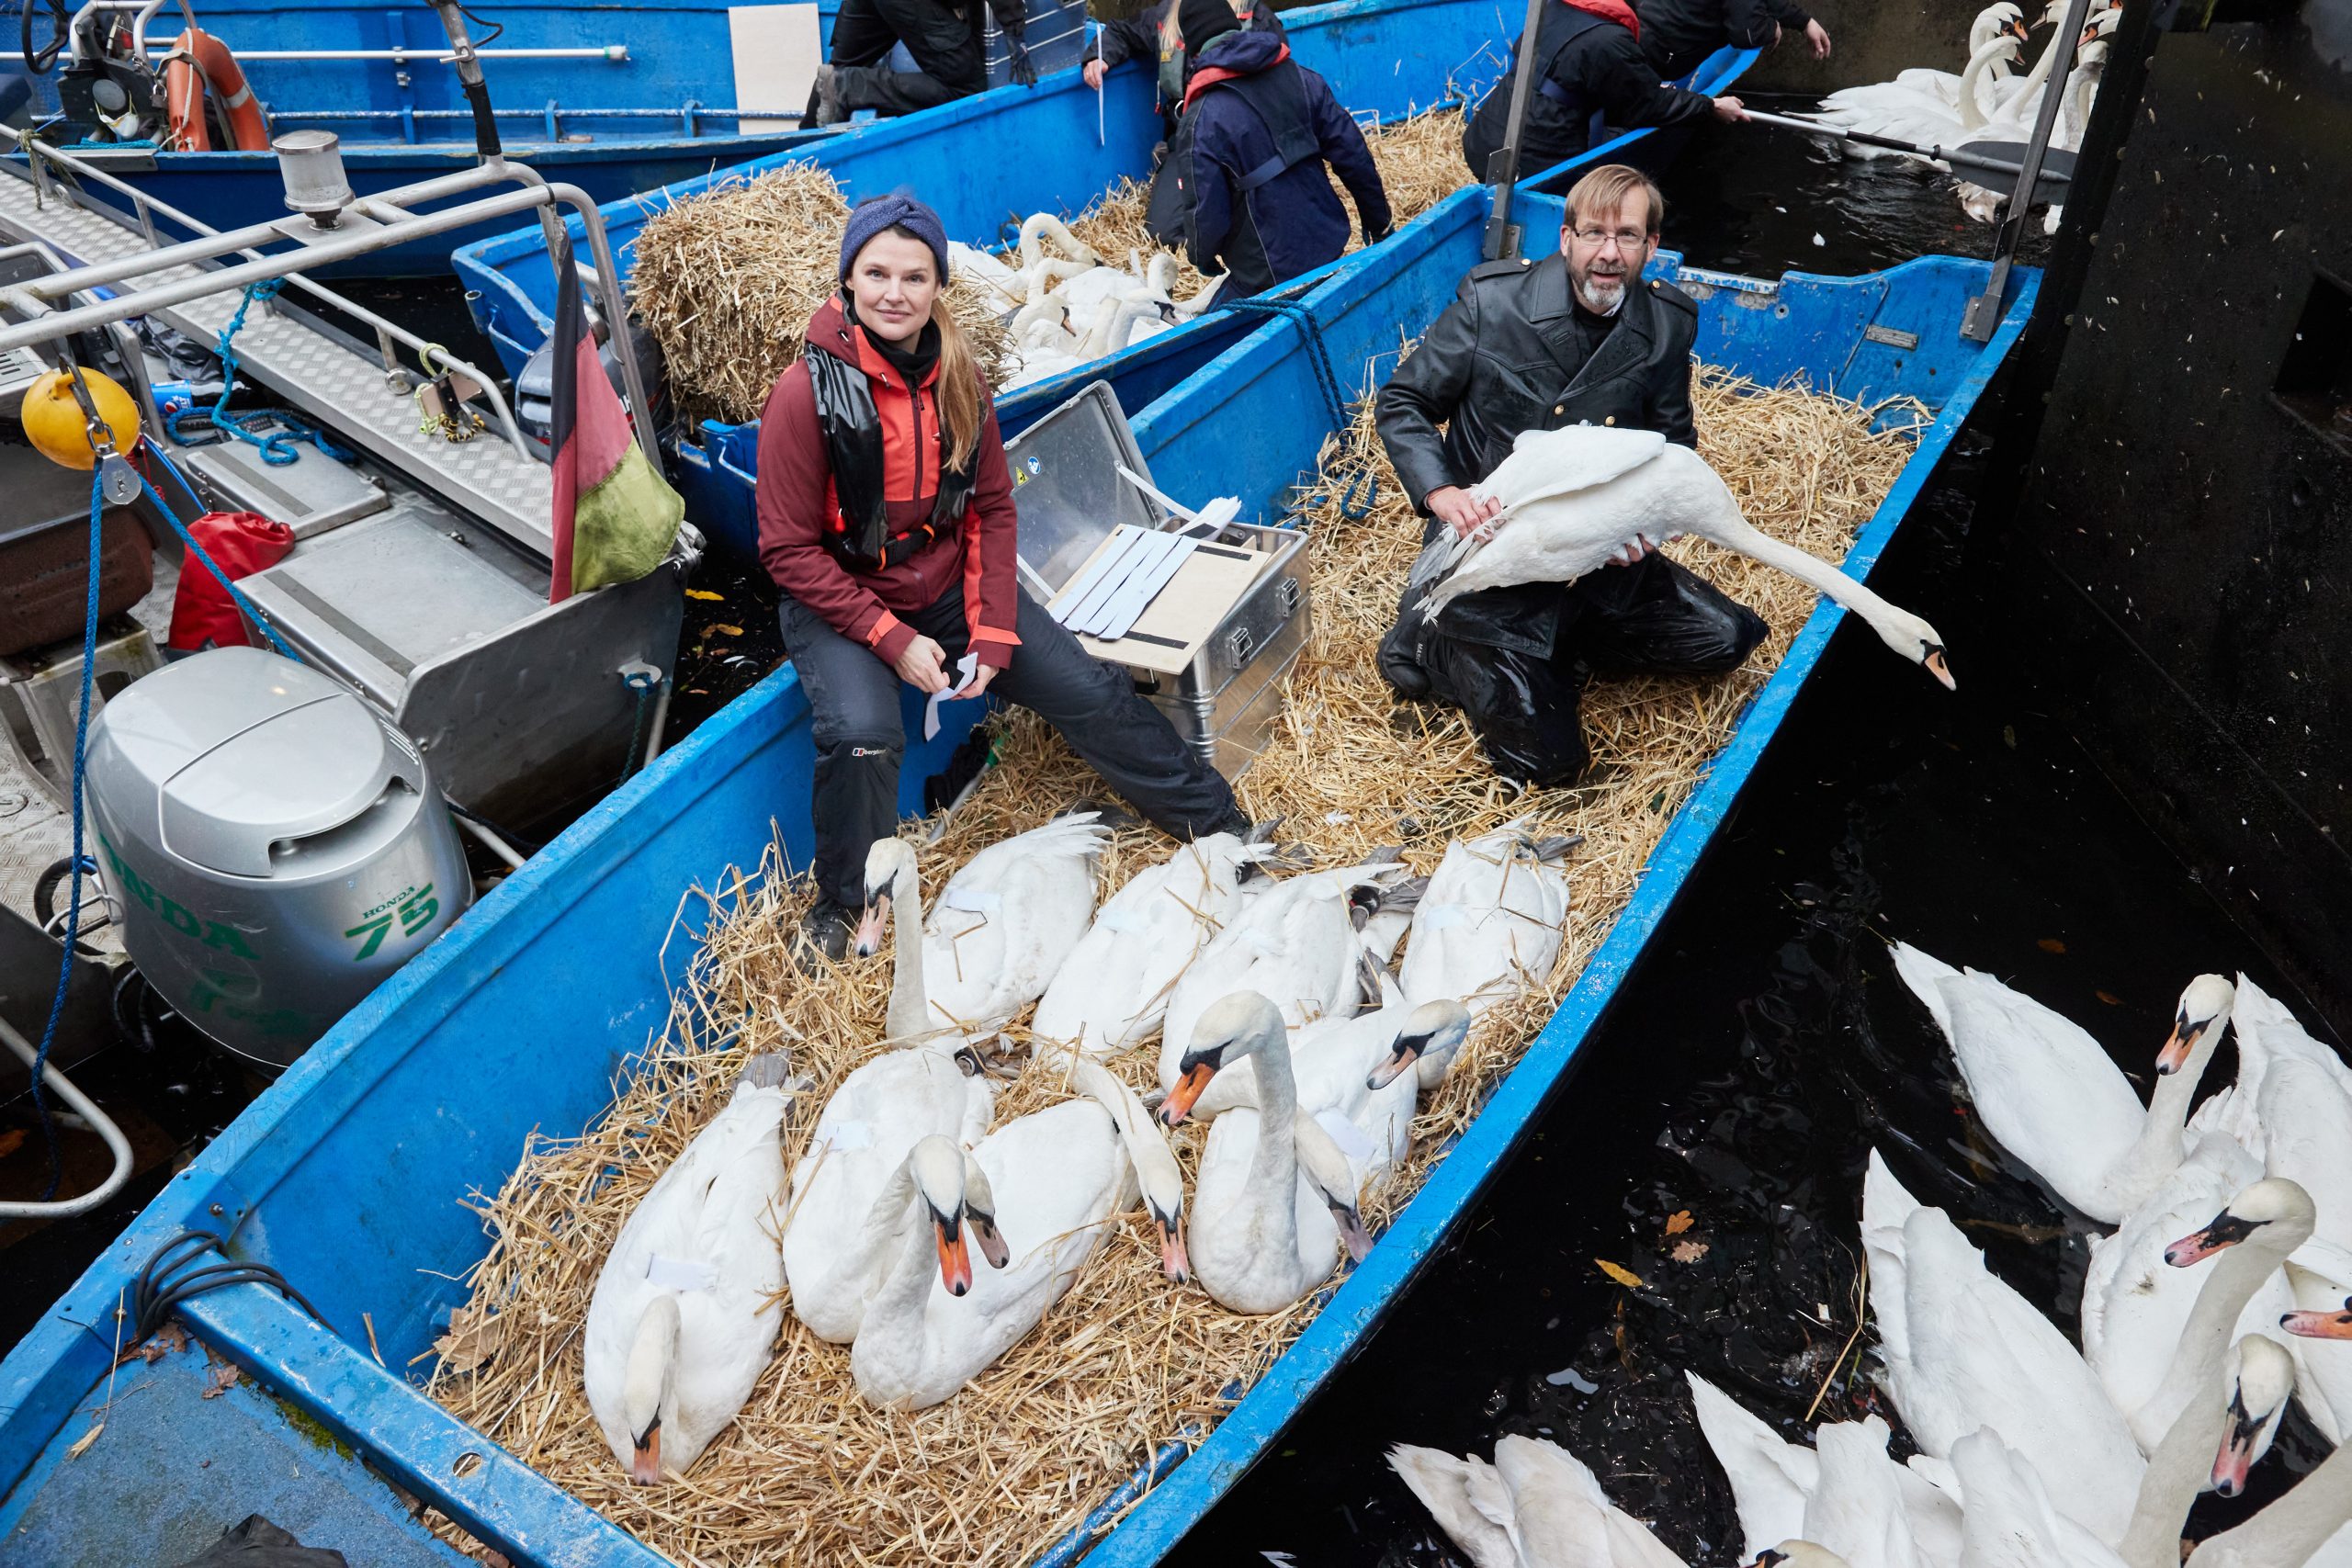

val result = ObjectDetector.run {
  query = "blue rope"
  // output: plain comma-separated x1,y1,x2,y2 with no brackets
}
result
167,280,353,467
137,438,300,660
1215,296,1348,430
28,469,107,1201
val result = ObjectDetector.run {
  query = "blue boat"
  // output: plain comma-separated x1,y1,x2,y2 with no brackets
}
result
0,0,1086,276
450,0,1755,557
0,157,2035,1562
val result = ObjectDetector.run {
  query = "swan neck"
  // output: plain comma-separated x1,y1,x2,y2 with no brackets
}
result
2194,1440,2352,1564
1243,1021,1302,1235
2138,1224,2307,1453
1955,39,2014,129
2122,1039,2213,1172
2119,1395,2225,1568
863,1161,940,1338
1697,513,1909,638
884,855,930,1044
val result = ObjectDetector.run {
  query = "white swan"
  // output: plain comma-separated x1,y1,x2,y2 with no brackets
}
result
1158,861,1398,1093
1397,828,1574,1015
1886,4,2030,115
1413,427,1954,689
1005,293,1173,389
1186,987,1471,1201
2226,976,2352,1251
859,816,1107,1046
1013,210,1099,277
2183,1319,2352,1567
1804,33,2021,151
948,239,1028,314
1861,1149,2147,1540
1685,1375,1965,1568
583,1054,799,1482
849,1061,1188,1410
1030,830,1267,1058
1158,991,1374,1314
1956,7,2120,223
2080,1127,2313,1450
1891,945,2234,1224
780,845,996,1345
1390,1432,1853,1568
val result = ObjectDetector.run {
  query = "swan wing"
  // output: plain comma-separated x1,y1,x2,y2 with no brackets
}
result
1860,1150,1920,1373
1950,1429,2131,1568
1683,1371,1815,1557
1806,1419,1928,1568
925,816,1106,1031
1475,424,1668,513
1388,1447,1520,1568
2251,1053,2352,1255
1888,942,1962,1037
1491,1436,1686,1568
1930,969,2148,1220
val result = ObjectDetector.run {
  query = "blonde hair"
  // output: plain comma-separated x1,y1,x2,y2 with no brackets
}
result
1564,164,1666,236
932,307,986,473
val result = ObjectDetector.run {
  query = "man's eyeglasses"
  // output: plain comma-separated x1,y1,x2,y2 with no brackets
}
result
1569,227,1650,252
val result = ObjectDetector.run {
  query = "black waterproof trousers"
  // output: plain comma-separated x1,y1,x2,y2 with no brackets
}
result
781,582,1241,908
823,0,987,116
1382,552,1768,787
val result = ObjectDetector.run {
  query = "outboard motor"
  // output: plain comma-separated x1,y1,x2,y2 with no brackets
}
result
514,312,670,459
82,648,469,1068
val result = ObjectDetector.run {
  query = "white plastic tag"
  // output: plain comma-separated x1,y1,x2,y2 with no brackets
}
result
826,1120,875,1152
922,652,984,741
1419,904,1476,931
644,1253,719,1291
942,886,1003,916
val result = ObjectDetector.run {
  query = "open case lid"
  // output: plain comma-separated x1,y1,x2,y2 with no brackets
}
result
1003,379,1170,603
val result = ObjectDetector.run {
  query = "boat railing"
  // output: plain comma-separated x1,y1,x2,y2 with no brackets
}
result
0,125,653,458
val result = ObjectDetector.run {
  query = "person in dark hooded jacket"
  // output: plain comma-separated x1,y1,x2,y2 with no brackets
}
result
1170,0,1393,298
1461,0,1746,181
1083,0,1287,140
757,194,1243,958
1635,0,1831,84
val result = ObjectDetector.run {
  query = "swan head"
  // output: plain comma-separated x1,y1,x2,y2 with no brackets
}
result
1748,1547,1855,1568
2280,1294,2352,1340
2164,1177,2316,1267
1159,991,1286,1126
1862,604,1956,690
1368,999,1473,1091
908,1136,1007,1295
2078,6,2120,48
620,1293,682,1484
2156,974,2235,1074
856,838,922,958
1142,1163,1192,1285
2210,1335,2298,1497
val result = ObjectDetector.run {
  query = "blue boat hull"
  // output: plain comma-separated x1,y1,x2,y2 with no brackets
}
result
0,170,2034,1563
2,0,1086,276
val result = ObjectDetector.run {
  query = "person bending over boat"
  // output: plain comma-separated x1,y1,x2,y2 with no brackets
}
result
809,0,1035,123
1082,0,1288,142
1163,0,1393,298
757,194,1244,959
1372,164,1767,785
1634,0,1832,83
1461,0,1747,181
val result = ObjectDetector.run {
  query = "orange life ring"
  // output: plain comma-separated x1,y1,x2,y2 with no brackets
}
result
163,29,268,152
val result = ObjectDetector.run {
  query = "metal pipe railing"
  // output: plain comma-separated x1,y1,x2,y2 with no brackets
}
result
0,128,530,452
141,43,634,62
0,130,651,452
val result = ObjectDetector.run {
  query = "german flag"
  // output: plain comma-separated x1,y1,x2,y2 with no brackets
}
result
548,235,683,604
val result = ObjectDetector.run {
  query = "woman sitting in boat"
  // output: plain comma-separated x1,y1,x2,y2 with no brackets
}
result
1372,164,1767,785
756,194,1246,959
1462,0,1747,179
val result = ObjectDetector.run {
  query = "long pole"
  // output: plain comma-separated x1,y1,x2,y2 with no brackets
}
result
1480,0,1549,262
1962,0,2094,340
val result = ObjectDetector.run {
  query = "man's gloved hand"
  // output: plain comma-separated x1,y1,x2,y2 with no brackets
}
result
1007,36,1039,86
1364,222,1396,245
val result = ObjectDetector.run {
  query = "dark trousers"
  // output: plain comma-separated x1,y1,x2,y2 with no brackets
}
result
821,0,986,116
780,582,1240,908
1384,554,1768,786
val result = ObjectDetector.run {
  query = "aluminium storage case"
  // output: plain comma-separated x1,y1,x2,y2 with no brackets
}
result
1004,382,1309,777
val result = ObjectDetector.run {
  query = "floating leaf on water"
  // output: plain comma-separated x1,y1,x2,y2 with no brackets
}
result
2038,938,2066,953
2096,988,2123,1005
1664,1210,1694,1235
1671,1239,1710,1263
1595,1258,1645,1289
684,589,725,602
706,624,745,637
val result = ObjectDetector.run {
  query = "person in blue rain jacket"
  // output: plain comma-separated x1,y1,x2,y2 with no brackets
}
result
1169,0,1393,299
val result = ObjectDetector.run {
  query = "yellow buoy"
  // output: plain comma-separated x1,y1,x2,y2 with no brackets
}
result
20,367,141,470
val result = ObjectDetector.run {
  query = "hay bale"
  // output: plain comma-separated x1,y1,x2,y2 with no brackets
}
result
629,163,1015,426
1353,103,1470,239
424,359,1920,1562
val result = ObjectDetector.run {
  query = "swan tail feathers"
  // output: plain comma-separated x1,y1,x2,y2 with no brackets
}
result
1887,942,1962,1036
1387,1447,1520,1568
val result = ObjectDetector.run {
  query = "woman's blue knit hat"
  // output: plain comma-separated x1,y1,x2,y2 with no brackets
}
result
839,192,951,283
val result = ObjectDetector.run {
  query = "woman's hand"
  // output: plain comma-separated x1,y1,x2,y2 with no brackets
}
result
894,635,953,694
1427,484,1502,539
965,664,998,700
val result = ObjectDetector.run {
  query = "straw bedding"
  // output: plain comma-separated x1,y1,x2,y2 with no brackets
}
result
421,361,1923,1565
627,107,1467,427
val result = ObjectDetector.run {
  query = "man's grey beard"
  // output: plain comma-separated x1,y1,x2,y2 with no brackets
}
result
1575,273,1626,312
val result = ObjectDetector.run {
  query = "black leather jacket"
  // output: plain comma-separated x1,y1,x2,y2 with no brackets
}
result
1376,251,1699,511
1374,252,1700,655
